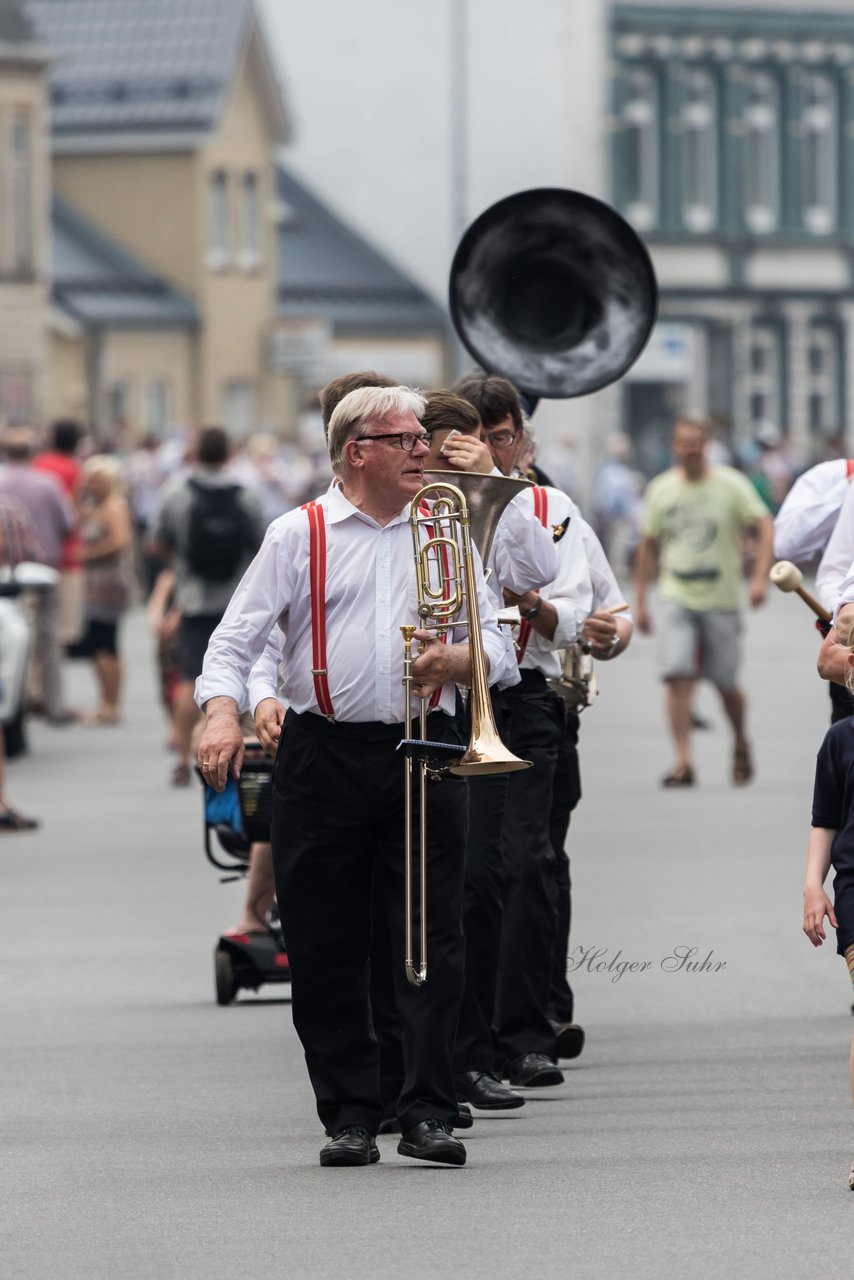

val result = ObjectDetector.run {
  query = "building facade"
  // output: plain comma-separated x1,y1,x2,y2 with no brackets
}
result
611,3,854,473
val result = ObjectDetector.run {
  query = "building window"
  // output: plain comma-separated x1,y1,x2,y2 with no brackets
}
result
223,380,255,440
800,74,837,235
208,169,230,267
11,108,33,274
109,380,130,427
239,172,261,266
621,68,658,230
680,69,718,232
0,366,33,424
744,73,779,234
145,379,169,434
805,325,839,434
746,326,780,430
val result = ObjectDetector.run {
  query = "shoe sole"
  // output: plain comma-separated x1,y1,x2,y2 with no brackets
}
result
397,1141,466,1166
509,1071,564,1088
320,1147,380,1167
465,1095,526,1110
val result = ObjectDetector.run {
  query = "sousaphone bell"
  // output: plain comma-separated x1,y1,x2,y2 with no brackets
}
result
449,187,658,403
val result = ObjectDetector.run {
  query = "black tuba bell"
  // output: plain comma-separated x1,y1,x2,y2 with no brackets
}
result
449,187,658,401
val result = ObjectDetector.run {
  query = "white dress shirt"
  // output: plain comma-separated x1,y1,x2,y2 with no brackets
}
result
197,483,507,724
816,474,854,611
774,458,851,563
516,485,593,679
577,516,633,616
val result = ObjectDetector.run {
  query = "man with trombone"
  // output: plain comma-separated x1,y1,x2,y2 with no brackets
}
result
196,385,508,1168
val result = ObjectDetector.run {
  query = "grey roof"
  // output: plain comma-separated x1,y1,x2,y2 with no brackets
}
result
21,0,248,139
276,168,448,336
52,196,197,328
0,0,37,42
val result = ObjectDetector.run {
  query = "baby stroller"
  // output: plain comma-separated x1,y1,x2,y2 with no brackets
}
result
200,744,291,1005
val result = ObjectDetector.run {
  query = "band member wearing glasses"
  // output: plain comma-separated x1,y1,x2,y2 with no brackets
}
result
196,385,507,1168
454,373,594,1087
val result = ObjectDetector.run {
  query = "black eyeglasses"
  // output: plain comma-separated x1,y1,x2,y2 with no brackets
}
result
355,431,433,452
484,429,519,448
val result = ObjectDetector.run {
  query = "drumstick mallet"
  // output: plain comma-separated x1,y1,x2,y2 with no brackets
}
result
768,561,832,624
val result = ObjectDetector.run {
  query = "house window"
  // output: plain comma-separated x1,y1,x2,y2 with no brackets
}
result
622,68,658,230
240,172,261,265
800,74,837,235
744,73,779,234
680,69,718,232
746,326,780,430
0,366,33,424
145,379,169,433
109,380,130,427
11,108,33,273
208,169,230,266
223,379,255,440
805,325,839,434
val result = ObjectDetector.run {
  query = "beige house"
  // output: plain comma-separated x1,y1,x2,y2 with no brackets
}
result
25,0,290,440
0,2,50,426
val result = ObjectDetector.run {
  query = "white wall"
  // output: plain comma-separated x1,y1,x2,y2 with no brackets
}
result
259,0,607,305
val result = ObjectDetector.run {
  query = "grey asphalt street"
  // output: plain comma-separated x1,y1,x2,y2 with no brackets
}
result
2,591,851,1280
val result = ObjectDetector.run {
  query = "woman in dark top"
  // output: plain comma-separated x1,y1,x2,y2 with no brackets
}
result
805,676,854,1192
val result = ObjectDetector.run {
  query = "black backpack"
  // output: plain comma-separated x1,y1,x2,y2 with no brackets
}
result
185,479,253,582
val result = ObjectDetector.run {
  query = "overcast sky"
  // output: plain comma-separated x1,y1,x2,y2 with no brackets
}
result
257,0,605,303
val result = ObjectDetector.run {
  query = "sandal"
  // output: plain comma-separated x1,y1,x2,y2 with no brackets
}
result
662,765,695,788
0,807,39,832
732,743,754,786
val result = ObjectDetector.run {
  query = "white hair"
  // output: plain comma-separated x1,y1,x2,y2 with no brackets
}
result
327,385,426,474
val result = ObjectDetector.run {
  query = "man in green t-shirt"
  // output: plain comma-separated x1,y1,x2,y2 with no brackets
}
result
634,417,773,788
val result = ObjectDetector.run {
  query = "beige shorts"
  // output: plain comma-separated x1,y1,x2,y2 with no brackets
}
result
659,602,742,691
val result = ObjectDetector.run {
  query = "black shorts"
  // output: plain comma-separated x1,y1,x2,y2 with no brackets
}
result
70,617,119,658
178,613,223,683
834,870,854,956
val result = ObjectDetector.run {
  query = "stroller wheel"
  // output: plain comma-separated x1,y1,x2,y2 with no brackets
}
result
214,947,238,1006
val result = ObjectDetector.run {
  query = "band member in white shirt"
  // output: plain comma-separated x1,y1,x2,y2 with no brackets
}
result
196,386,507,1168
454,373,593,1088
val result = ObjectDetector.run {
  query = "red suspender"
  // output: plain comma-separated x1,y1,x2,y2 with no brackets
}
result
418,498,448,710
516,486,548,664
302,501,335,719
847,459,854,479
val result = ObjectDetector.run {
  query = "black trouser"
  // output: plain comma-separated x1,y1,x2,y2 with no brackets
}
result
453,689,510,1075
495,673,566,1063
547,712,582,1024
271,709,468,1136
829,680,854,724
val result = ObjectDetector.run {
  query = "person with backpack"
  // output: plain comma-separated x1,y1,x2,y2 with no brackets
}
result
149,426,266,785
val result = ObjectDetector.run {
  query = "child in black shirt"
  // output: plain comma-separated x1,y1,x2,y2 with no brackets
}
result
806,712,854,1191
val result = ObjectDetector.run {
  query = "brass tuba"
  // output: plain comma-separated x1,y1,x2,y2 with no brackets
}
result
399,477,531,987
449,187,658,403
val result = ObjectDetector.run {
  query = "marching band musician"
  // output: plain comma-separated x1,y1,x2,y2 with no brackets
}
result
196,386,508,1169
455,373,594,1088
548,514,634,1055
419,390,560,1113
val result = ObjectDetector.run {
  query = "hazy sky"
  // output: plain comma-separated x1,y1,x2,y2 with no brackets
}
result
258,0,605,303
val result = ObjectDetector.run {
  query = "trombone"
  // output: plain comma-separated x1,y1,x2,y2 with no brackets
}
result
400,478,531,987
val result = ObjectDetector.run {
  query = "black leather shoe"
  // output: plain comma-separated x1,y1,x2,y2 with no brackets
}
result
454,1104,474,1130
507,1053,564,1088
456,1070,525,1110
554,1022,585,1060
381,1105,473,1133
319,1126,380,1166
397,1119,466,1165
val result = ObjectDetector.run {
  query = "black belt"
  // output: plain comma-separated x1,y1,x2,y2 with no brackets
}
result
285,707,450,745
507,669,548,692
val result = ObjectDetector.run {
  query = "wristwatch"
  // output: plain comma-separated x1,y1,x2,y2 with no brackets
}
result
521,597,542,621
